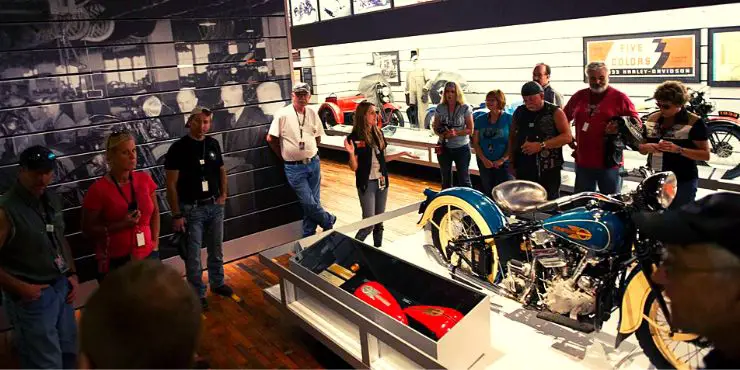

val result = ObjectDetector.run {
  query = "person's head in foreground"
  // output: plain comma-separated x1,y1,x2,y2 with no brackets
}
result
79,260,202,369
634,192,740,368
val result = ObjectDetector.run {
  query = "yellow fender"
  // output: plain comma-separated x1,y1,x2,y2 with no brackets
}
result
618,269,652,335
417,195,495,243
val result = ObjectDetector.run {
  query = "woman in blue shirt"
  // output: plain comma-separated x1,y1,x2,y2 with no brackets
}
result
472,90,513,198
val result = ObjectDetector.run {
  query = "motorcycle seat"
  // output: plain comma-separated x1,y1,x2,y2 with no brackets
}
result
492,180,548,214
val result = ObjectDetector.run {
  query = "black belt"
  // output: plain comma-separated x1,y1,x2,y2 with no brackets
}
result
185,196,216,206
285,155,317,165
18,275,62,286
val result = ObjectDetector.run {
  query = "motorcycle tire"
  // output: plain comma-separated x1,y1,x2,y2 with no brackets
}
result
706,122,740,179
319,108,336,130
384,108,404,127
634,291,712,370
430,205,498,284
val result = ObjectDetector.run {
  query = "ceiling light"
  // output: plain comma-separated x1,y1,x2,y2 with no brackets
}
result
199,21,217,27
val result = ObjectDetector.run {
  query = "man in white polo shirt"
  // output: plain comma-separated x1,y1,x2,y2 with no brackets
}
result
267,82,336,237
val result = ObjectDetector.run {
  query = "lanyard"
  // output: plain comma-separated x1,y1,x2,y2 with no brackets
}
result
28,194,62,257
294,107,307,140
111,173,137,211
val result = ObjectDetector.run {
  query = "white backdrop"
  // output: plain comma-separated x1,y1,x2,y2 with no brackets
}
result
299,3,740,113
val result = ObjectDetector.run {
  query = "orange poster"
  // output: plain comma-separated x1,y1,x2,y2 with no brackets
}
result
584,30,700,82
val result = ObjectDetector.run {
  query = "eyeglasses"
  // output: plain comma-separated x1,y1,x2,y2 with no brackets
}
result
656,103,673,110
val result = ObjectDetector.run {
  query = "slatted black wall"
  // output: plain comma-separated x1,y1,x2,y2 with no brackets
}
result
0,0,301,283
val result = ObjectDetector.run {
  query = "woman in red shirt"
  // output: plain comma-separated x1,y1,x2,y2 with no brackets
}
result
82,131,160,280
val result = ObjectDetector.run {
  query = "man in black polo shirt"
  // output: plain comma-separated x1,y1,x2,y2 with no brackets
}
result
165,107,233,310
0,146,78,369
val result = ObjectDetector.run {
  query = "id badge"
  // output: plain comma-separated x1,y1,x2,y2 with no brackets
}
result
54,254,67,272
650,152,664,171
46,224,54,233
528,122,535,128
582,122,590,132
378,176,387,190
299,141,305,150
199,159,205,165
201,180,209,192
136,232,146,247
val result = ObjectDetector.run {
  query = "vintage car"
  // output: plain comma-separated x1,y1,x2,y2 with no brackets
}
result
318,73,404,129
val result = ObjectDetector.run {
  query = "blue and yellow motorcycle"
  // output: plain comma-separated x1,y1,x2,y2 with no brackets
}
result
417,169,710,369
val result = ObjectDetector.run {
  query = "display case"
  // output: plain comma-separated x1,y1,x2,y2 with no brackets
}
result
260,220,491,369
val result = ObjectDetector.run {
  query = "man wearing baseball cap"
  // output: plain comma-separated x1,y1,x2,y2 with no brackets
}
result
0,146,78,368
505,81,572,199
634,192,740,368
267,82,336,237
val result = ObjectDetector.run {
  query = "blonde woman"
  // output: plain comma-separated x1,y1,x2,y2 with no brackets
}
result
432,81,474,189
82,131,160,280
344,101,417,247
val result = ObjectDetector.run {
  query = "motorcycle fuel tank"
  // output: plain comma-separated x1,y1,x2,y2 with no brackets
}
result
542,207,625,252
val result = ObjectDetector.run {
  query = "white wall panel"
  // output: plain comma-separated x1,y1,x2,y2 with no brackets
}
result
302,3,740,112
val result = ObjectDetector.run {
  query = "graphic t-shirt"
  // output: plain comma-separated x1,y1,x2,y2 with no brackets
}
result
643,109,708,182
474,112,512,162
435,103,472,148
564,86,639,169
83,171,158,260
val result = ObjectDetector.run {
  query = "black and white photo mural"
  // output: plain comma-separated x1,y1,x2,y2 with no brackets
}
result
0,0,298,283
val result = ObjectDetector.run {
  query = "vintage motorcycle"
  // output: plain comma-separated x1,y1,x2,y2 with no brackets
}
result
417,169,710,369
641,88,740,179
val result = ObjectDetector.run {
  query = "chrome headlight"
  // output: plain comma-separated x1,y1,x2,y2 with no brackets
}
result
638,171,677,210
382,96,390,103
381,86,390,96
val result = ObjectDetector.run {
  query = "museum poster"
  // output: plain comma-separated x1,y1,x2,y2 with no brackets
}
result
709,27,740,87
583,30,700,83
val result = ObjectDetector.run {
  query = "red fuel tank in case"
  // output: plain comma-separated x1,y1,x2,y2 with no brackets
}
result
354,282,408,325
404,305,464,339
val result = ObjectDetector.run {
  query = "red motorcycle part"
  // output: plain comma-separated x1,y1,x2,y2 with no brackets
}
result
354,282,408,325
404,305,464,339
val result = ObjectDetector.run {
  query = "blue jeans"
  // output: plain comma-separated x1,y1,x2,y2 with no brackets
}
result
284,156,335,237
574,166,623,195
669,179,699,210
476,159,512,198
438,145,472,189
3,277,77,369
181,202,226,298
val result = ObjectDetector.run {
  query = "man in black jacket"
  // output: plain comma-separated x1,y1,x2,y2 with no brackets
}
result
634,192,740,369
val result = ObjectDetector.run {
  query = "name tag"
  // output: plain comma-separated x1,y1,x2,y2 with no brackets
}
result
378,176,387,190
299,141,305,150
54,255,67,272
355,140,366,148
582,122,590,132
201,181,209,192
528,122,535,128
136,232,146,247
46,224,54,233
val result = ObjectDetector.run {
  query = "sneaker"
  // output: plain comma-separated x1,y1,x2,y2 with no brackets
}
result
200,298,209,312
211,284,234,297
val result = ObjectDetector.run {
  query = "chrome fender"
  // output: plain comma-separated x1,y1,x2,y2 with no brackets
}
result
417,187,507,241
617,268,652,340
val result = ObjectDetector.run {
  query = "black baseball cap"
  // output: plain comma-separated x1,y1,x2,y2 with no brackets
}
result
521,81,544,97
633,192,740,258
19,146,56,171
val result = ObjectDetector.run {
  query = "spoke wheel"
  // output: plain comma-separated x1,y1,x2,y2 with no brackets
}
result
707,124,740,170
635,293,712,370
430,205,498,284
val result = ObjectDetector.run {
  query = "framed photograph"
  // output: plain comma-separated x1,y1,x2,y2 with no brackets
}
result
373,51,401,86
709,26,740,87
583,29,700,83
290,0,319,26
320,0,352,20
353,0,391,15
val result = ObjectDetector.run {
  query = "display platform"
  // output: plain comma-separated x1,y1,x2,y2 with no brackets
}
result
260,203,658,370
319,124,740,197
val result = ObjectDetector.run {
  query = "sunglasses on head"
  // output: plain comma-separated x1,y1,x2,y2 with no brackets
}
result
27,151,56,161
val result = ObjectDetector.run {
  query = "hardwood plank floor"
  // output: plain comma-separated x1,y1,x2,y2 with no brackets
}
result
0,151,442,369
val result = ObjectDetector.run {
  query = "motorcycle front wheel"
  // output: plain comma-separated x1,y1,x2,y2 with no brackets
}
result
635,292,712,370
429,205,499,284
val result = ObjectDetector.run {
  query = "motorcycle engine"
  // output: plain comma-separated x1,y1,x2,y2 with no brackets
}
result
543,276,598,319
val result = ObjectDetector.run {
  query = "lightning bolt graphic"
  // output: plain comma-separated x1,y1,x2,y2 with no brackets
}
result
653,38,670,69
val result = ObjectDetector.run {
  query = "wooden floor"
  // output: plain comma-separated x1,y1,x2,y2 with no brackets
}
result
0,152,442,369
